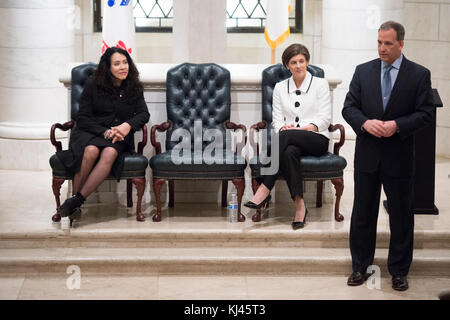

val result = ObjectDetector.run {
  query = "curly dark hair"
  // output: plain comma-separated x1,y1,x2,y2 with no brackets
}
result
93,47,143,101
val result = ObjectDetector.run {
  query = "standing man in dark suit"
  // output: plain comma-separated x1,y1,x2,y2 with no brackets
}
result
342,21,434,291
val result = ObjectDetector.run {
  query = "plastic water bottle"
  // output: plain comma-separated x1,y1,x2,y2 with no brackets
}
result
228,193,238,223
61,216,70,230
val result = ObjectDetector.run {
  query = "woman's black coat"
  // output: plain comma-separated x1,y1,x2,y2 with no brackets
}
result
57,77,150,180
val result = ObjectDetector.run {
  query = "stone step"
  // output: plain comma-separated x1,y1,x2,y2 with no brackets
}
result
0,228,449,249
0,247,449,277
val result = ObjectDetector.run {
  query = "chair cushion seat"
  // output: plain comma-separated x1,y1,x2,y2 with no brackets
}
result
49,152,148,179
150,151,246,179
250,152,347,180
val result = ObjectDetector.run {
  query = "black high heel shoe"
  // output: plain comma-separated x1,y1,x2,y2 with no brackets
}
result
58,205,82,228
69,208,82,227
57,192,85,226
292,208,308,230
244,194,271,209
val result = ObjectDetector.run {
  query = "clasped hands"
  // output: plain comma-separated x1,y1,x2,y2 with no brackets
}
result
362,119,398,138
104,122,131,143
280,123,317,132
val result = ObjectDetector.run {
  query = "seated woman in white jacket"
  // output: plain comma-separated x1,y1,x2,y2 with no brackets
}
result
244,43,331,230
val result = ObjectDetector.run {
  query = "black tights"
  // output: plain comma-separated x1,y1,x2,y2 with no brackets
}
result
72,145,118,198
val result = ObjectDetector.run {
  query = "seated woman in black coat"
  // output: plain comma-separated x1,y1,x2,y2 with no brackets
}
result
56,47,150,222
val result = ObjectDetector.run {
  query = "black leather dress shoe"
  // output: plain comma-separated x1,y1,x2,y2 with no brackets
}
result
244,194,271,209
347,271,371,286
392,276,409,291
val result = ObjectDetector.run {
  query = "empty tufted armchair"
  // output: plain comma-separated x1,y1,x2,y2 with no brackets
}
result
49,63,149,222
249,63,347,222
149,63,247,222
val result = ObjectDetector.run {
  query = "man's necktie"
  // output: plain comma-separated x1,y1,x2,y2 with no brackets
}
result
381,64,393,110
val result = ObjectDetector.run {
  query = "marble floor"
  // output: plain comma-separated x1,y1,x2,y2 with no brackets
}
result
2,274,450,300
0,156,449,300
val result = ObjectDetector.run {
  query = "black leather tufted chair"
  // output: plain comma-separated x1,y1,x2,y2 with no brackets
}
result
149,63,247,222
249,63,347,222
49,63,149,222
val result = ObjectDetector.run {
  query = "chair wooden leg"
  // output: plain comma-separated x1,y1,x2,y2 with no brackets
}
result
51,177,65,222
232,178,246,222
132,178,146,221
316,180,323,208
168,180,174,208
331,177,344,222
251,178,262,222
127,179,133,208
152,177,166,222
221,180,228,207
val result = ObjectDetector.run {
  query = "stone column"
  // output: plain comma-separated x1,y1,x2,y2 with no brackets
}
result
172,0,227,64
321,0,404,136
0,0,75,170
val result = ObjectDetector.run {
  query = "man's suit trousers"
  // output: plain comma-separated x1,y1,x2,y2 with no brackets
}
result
350,168,414,277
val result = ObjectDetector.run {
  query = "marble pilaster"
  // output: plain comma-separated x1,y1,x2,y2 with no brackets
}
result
0,0,75,169
172,0,227,64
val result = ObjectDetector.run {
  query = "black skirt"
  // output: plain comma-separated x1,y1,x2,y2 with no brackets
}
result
56,128,129,181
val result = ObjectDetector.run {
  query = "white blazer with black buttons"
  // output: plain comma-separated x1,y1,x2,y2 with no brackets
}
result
272,71,331,140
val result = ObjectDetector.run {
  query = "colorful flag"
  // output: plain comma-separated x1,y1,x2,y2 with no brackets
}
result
102,0,136,57
264,0,290,49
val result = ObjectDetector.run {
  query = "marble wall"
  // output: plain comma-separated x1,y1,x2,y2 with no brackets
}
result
402,0,450,157
321,0,449,157
321,0,404,140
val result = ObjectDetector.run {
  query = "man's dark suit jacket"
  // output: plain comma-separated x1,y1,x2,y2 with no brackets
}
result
342,56,434,178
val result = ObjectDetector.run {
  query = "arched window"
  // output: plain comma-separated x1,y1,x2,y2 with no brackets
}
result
227,0,303,33
93,0,303,33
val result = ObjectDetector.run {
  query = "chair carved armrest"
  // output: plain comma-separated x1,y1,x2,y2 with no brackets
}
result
249,121,268,156
150,121,172,154
137,124,148,155
225,120,247,151
50,121,74,152
328,124,346,156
